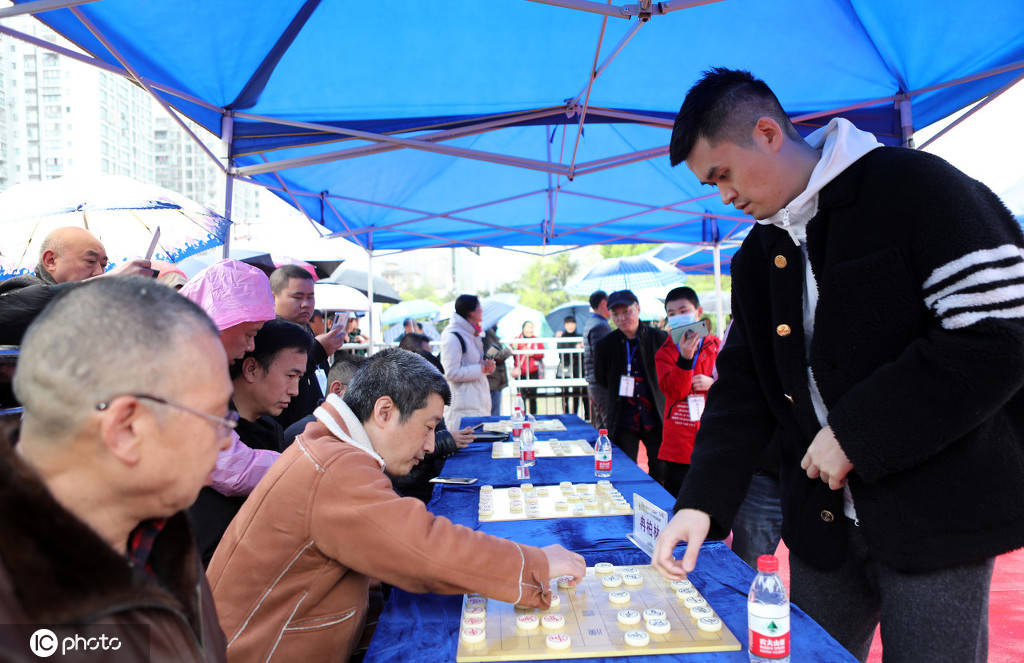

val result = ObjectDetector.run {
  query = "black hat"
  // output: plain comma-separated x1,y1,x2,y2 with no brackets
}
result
607,289,639,309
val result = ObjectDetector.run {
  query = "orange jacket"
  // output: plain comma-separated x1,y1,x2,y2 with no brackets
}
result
655,333,721,464
207,396,551,663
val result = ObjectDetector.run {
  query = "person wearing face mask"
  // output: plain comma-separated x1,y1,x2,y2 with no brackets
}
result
655,287,721,498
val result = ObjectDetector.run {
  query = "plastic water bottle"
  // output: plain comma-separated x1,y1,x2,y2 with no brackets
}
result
520,421,536,466
594,428,612,478
748,554,790,663
510,405,524,446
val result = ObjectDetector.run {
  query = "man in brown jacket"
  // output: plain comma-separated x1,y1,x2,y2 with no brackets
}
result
208,348,585,663
0,276,231,662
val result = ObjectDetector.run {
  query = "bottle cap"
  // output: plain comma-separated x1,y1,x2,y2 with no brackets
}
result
756,554,779,573
599,428,608,435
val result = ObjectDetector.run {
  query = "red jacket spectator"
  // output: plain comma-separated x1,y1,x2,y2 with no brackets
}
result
655,333,721,464
513,324,545,378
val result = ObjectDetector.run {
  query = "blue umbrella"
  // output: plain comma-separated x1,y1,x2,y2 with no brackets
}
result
381,299,440,326
545,301,591,334
384,321,440,343
644,243,740,276
566,255,685,296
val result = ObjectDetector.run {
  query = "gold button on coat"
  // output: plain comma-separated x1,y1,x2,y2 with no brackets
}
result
774,255,788,268
776,324,792,337
820,510,835,523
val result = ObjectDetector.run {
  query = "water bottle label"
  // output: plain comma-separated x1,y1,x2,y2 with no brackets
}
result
595,459,612,472
521,449,535,462
748,608,789,658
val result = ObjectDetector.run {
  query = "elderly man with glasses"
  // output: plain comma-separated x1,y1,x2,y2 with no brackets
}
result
0,276,231,662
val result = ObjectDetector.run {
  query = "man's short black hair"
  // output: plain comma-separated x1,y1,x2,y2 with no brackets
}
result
589,290,607,310
564,316,577,325
398,333,432,352
328,353,365,387
454,294,480,319
665,286,700,310
269,264,314,295
669,67,801,166
311,309,324,321
344,348,451,424
230,319,311,379
402,317,414,327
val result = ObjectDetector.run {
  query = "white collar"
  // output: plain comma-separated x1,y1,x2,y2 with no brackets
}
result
314,393,386,470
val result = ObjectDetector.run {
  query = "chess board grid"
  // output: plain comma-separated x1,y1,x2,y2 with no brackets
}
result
479,483,633,523
491,440,595,459
455,565,742,661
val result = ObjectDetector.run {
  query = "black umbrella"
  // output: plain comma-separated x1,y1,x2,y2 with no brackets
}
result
323,267,401,303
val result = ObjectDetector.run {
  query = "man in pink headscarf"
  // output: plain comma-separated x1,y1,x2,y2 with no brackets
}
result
181,260,280,497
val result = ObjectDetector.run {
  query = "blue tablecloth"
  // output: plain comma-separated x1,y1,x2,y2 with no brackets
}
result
364,414,857,662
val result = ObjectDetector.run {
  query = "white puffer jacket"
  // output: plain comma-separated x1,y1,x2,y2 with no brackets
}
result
440,314,491,429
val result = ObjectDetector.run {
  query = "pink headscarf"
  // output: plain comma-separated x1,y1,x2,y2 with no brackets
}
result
179,259,276,330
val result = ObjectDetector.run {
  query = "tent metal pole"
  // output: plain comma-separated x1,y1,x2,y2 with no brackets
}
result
366,245,375,352
896,94,915,148
583,107,674,126
69,7,227,174
569,20,645,108
232,107,565,166
222,115,234,258
260,155,322,233
0,0,98,19
918,73,1024,151
524,0,721,18
523,0,633,18
230,112,569,176
567,13,610,179
712,241,724,334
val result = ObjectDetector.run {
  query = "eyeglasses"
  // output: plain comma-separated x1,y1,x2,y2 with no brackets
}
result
96,393,239,438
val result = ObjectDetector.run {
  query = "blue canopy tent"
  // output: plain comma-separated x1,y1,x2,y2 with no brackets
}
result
5,0,1023,340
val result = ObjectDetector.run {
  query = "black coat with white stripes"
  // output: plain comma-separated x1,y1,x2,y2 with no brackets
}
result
675,146,1024,573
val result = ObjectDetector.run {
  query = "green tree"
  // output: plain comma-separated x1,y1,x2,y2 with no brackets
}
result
598,244,658,259
399,282,445,305
493,253,580,313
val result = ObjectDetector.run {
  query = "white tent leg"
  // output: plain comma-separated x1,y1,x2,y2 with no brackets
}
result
712,242,724,334
222,115,234,258
367,246,375,352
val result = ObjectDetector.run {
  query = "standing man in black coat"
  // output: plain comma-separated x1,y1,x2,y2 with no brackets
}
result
652,68,1024,663
593,289,669,485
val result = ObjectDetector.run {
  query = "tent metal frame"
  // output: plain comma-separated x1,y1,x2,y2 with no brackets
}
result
5,0,1024,332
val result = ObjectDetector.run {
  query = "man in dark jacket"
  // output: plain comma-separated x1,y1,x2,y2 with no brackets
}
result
0,276,228,662
582,290,612,428
189,319,311,565
270,265,346,428
653,68,1024,663
593,289,669,485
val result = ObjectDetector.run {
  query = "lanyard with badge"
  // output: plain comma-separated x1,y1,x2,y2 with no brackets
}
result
686,338,705,421
619,340,637,397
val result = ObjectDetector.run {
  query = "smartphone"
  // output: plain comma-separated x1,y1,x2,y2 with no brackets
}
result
331,312,344,330
670,320,709,346
429,477,478,485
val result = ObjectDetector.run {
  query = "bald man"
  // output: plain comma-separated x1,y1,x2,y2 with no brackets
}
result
0,226,152,344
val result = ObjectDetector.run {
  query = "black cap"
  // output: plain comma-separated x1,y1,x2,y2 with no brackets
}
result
607,289,639,309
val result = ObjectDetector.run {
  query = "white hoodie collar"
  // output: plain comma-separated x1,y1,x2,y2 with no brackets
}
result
759,118,882,246
314,393,386,470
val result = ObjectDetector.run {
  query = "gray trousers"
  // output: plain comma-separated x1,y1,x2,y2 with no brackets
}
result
790,522,993,663
587,383,609,430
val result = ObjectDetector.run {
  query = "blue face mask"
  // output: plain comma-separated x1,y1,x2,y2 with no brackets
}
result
667,313,697,329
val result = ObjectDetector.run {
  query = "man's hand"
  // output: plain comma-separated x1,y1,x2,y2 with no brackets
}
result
451,427,474,449
677,329,701,359
481,359,496,375
102,258,153,278
800,425,853,490
652,509,710,579
316,324,348,355
691,374,714,392
542,544,586,587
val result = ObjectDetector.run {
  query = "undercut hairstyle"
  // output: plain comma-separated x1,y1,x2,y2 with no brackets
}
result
454,294,480,319
665,286,700,310
589,290,607,310
230,319,311,380
328,353,365,387
269,264,314,295
14,276,218,437
343,348,451,424
398,333,432,353
669,67,802,166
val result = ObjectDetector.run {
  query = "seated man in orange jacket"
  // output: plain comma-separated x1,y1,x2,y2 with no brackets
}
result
655,287,722,498
208,348,585,663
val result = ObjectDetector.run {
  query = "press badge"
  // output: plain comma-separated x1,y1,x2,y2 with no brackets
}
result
619,375,636,397
315,367,328,396
687,394,706,421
